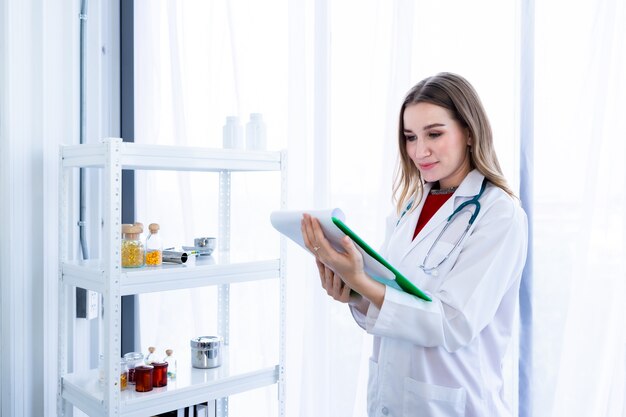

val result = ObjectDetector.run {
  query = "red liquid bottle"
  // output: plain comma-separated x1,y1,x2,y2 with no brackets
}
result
134,365,154,392
152,362,168,387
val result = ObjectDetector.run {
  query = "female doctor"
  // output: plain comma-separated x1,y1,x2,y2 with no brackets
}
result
301,72,528,417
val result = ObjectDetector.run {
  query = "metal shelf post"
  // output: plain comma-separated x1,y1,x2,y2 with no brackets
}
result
217,170,231,417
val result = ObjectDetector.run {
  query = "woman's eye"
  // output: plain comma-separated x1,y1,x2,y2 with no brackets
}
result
405,135,417,142
428,132,442,139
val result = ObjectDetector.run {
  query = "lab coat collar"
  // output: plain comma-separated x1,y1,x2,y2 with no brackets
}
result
399,169,485,260
453,169,485,199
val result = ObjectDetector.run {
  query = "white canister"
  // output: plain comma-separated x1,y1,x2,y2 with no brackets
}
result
245,113,267,151
223,116,244,149
190,336,223,369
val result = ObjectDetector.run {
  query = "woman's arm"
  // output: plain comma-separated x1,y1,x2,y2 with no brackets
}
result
365,197,528,351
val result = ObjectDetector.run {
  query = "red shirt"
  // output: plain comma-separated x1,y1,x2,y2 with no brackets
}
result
413,193,454,240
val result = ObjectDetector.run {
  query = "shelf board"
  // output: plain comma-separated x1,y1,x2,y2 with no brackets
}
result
61,257,280,295
62,348,279,417
61,141,282,172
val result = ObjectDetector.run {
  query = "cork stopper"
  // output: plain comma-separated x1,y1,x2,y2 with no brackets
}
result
149,223,160,233
165,349,173,356
122,223,143,240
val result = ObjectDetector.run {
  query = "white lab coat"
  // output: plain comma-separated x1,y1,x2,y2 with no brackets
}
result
350,169,528,417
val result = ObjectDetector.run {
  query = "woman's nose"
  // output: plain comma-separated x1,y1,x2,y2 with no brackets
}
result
412,137,430,158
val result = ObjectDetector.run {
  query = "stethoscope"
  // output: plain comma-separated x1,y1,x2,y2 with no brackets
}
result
397,178,488,277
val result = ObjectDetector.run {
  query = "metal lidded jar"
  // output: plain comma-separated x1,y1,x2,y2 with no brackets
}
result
190,336,223,369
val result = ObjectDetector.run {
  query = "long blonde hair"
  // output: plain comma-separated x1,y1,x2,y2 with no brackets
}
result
392,72,515,215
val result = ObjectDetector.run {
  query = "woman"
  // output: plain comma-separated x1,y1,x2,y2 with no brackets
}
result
301,72,528,417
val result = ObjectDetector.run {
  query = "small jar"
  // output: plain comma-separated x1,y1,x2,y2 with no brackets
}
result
121,223,145,268
120,359,128,391
163,349,177,379
145,223,162,266
152,362,168,387
123,352,144,385
134,365,154,392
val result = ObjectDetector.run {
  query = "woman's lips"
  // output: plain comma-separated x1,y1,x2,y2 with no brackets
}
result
418,162,437,170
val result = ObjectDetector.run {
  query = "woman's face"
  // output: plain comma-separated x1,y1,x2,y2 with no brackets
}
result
403,102,472,189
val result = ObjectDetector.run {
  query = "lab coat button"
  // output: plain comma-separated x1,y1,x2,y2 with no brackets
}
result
381,406,389,415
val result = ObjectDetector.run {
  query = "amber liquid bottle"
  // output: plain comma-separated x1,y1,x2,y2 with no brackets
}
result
134,365,154,392
152,362,168,387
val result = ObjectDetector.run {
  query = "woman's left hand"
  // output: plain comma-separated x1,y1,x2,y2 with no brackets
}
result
316,258,356,303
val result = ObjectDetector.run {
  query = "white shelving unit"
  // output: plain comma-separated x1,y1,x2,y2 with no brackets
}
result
58,138,286,417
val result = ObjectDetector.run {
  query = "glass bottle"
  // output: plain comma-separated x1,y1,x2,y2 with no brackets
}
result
123,352,144,385
120,358,128,391
145,346,157,364
121,223,144,268
163,349,177,379
98,354,105,385
145,223,162,266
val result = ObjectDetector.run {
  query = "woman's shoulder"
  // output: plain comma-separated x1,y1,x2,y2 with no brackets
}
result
483,182,527,223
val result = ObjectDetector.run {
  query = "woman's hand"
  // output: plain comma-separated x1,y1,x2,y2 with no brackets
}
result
301,213,385,308
316,258,357,303
301,214,365,284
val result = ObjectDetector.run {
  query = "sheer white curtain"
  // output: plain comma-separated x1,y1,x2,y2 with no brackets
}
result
531,1,626,416
135,1,288,415
134,0,522,416
133,1,626,417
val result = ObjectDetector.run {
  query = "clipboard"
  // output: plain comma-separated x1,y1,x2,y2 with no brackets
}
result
269,208,432,302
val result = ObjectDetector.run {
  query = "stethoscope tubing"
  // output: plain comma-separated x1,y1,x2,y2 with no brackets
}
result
397,178,488,276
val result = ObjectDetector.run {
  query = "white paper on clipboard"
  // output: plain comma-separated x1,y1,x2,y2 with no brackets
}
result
269,208,395,281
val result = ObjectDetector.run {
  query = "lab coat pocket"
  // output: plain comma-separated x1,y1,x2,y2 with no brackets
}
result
403,377,466,417
367,359,379,416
